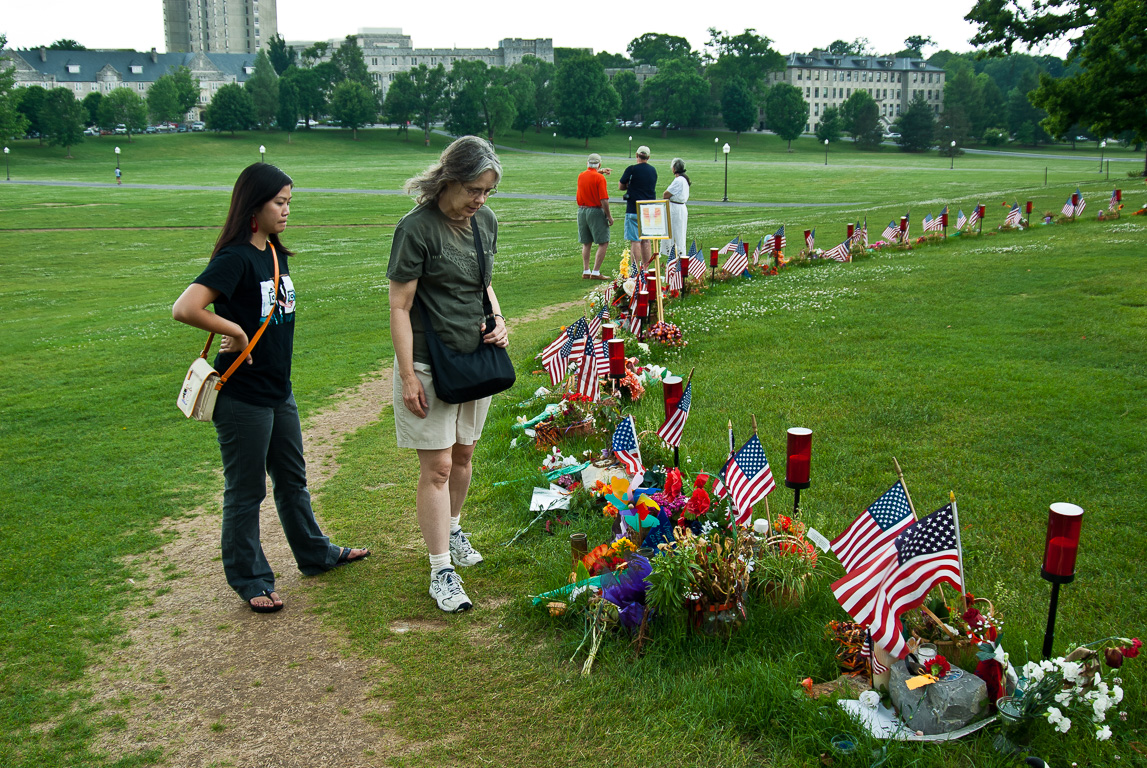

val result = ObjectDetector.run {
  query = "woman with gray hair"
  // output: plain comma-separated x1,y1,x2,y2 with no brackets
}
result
662,157,691,260
387,136,508,613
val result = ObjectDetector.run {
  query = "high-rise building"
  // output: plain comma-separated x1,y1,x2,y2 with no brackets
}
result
164,0,278,54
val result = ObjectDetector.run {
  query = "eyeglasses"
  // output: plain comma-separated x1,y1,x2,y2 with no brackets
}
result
463,184,497,199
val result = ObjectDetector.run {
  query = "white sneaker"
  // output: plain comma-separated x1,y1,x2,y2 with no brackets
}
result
449,528,484,567
429,568,472,613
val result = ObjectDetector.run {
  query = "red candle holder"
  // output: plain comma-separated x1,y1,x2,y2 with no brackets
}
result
1041,502,1083,584
1071,193,1079,207
662,376,683,421
846,223,855,239
709,247,719,268
1025,201,1033,215
601,323,615,342
899,217,907,233
607,338,625,377
773,234,782,252
636,290,650,318
785,428,812,489
680,255,690,278
941,211,949,227
977,204,986,219
1115,189,1122,202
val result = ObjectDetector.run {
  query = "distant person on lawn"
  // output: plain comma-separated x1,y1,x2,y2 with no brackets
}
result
619,145,657,269
172,163,370,614
576,153,613,280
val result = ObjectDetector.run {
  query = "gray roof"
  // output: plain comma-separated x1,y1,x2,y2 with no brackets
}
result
5,48,258,83
786,51,945,73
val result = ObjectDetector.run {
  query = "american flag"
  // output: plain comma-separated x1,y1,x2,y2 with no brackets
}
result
575,336,600,401
833,503,963,660
830,480,915,574
723,246,749,276
751,238,764,264
1005,203,1022,227
1109,189,1119,212
956,210,967,230
968,205,982,230
666,253,683,292
611,414,644,476
587,305,609,340
656,381,692,448
902,211,910,240
627,269,647,333
823,238,851,262
687,239,707,275
881,220,899,242
1074,189,1086,217
940,206,949,227
714,434,776,525
860,218,868,247
1061,196,1075,217
771,225,786,251
859,629,889,676
718,236,742,255
541,317,588,385
921,214,936,232
806,228,815,251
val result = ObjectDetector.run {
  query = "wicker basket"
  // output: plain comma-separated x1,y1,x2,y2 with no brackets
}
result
931,597,996,668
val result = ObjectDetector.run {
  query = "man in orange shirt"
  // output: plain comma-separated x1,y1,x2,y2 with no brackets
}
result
576,153,613,279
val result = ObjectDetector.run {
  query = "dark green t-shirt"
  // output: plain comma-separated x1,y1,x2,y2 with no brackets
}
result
387,203,498,364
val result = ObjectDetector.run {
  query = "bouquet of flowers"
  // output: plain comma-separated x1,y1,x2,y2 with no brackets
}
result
647,321,685,347
749,513,826,606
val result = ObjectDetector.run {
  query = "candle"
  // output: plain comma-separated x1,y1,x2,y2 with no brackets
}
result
607,338,625,377
601,323,615,342
774,234,782,252
846,223,854,239
788,455,809,484
1115,189,1122,202
1025,200,1033,214
636,290,649,318
1041,501,1084,582
680,255,690,278
709,247,719,267
1045,537,1079,577
941,211,948,227
785,427,812,488
899,217,907,232
662,376,683,421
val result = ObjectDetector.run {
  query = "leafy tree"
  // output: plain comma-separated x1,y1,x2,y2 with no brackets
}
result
329,80,376,139
942,62,983,138
98,87,147,140
446,59,491,137
1007,74,1049,144
894,94,936,151
408,64,449,144
611,70,641,122
553,52,619,147
721,77,757,141
245,50,279,127
642,58,708,136
764,83,808,149
936,109,970,153
300,41,329,67
47,39,86,50
40,87,85,156
627,33,696,66
148,67,200,124
483,79,517,141
827,39,871,56
514,55,555,132
205,83,255,135
16,85,48,142
278,78,299,142
815,105,842,143
281,67,324,128
507,74,536,137
840,89,883,147
595,52,630,68
333,36,377,98
705,28,785,97
0,38,30,141
383,72,417,139
968,0,1147,173
553,47,590,67
312,61,342,97
896,36,935,58
81,91,101,127
267,34,297,75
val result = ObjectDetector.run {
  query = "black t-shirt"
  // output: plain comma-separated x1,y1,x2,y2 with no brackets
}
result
619,162,658,215
193,241,296,407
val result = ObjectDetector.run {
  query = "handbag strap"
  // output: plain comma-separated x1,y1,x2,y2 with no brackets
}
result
199,242,280,389
470,216,495,322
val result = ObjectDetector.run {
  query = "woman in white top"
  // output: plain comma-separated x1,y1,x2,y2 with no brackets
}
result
662,158,690,260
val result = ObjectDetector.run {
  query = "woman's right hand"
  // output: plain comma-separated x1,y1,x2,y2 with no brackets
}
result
401,374,429,419
219,330,253,363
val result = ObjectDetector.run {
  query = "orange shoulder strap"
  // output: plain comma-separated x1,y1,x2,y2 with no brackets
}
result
206,243,280,389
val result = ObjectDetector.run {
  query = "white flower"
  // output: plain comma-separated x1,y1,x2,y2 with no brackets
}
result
1055,691,1073,705
1023,661,1045,682
859,690,881,709
1060,660,1083,684
510,437,519,447
1112,685,1124,705
1096,725,1112,741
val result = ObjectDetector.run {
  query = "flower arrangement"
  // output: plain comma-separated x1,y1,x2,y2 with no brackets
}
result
647,321,685,346
647,526,754,637
904,591,1003,666
922,654,952,679
749,513,827,605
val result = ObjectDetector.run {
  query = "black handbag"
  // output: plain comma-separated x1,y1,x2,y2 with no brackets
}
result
413,216,515,404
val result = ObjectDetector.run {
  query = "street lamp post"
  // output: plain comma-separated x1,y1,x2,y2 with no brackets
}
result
714,136,719,162
950,141,956,170
722,142,731,202
3,147,8,181
824,139,829,166
629,135,633,158
1099,140,1106,173
553,132,557,154
259,144,266,163
114,146,121,170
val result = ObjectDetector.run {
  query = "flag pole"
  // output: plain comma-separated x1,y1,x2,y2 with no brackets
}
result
750,414,770,524
653,241,665,325
671,367,694,469
892,456,918,519
950,490,966,594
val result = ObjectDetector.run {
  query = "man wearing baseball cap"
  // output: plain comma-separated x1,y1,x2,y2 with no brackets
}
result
576,153,613,279
618,145,657,269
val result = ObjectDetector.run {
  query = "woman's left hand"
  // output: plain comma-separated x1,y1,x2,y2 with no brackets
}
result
482,316,508,348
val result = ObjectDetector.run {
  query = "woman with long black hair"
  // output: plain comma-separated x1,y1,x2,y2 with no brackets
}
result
173,163,369,613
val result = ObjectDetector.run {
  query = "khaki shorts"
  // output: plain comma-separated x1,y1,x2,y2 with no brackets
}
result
577,206,610,245
393,359,492,450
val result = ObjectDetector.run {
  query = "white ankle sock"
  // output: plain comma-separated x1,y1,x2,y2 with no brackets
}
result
430,552,451,575
590,270,601,276
582,269,591,275
450,515,462,533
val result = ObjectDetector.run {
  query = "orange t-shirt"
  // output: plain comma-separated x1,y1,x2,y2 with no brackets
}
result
576,168,609,207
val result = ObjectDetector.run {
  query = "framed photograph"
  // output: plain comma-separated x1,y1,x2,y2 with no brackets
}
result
636,199,672,240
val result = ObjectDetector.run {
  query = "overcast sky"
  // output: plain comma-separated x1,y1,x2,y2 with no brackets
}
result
2,0,1065,59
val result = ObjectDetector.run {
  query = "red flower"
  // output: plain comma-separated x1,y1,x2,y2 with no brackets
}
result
1121,638,1142,659
664,468,683,500
924,655,951,678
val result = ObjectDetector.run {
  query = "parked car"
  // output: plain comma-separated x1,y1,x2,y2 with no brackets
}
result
83,126,99,136
177,124,189,133
650,120,662,128
884,132,901,139
114,124,127,135
191,121,205,131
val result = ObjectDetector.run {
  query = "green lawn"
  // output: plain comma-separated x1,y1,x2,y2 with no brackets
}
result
1,130,1145,767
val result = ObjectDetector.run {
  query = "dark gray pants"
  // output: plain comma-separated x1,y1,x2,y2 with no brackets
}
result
213,393,339,601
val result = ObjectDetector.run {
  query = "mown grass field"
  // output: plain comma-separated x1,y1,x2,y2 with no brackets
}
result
1,128,1145,767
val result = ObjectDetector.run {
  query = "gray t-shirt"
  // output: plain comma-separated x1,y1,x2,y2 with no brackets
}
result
387,202,498,364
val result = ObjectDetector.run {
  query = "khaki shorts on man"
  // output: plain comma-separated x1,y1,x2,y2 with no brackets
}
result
577,206,610,245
